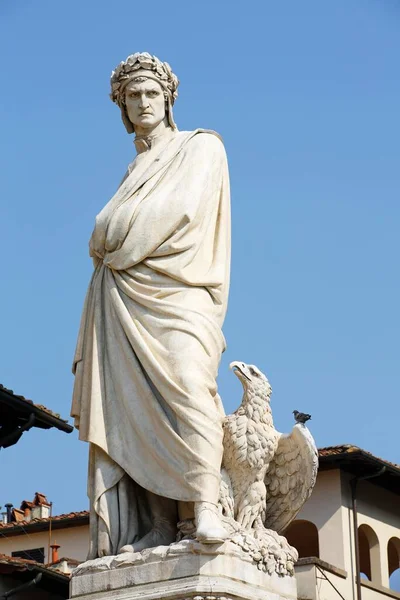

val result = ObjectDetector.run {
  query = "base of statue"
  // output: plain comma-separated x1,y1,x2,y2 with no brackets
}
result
70,538,298,600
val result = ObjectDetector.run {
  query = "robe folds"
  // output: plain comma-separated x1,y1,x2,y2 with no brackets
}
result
71,129,231,555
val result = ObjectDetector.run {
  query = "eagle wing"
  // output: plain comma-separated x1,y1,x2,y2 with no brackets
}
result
263,424,318,533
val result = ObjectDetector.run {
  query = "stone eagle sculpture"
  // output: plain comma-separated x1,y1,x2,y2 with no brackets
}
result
220,361,318,535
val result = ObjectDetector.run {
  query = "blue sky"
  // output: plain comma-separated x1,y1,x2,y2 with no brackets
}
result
1,0,399,523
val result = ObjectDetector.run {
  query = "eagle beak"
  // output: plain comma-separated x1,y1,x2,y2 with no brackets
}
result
229,361,251,381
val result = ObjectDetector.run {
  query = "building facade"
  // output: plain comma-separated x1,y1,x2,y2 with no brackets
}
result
0,499,89,568
286,445,400,599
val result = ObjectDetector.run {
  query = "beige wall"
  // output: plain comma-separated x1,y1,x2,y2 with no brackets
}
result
296,469,346,570
296,563,392,600
295,563,317,600
341,472,400,590
0,525,89,563
294,468,400,600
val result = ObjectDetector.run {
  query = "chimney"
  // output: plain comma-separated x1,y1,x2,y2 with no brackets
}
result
50,542,60,564
20,500,33,522
5,504,13,523
31,493,50,520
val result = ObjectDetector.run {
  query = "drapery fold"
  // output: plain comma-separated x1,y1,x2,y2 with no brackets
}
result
71,130,231,555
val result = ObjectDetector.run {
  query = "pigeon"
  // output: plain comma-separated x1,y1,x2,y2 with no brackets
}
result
293,410,311,424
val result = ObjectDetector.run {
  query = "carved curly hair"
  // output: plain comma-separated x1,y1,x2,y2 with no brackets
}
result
110,53,179,133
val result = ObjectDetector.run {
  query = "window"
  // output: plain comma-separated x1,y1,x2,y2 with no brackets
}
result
387,537,400,591
358,524,381,583
284,520,319,558
12,547,45,563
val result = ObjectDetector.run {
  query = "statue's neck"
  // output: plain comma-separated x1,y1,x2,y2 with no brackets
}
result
134,119,174,154
134,118,170,138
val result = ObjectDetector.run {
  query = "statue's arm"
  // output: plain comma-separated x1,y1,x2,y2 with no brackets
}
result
102,133,228,271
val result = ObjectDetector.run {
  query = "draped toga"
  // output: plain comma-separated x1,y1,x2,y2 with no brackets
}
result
71,129,231,556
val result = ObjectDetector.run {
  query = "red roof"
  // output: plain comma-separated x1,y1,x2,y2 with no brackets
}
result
0,553,70,581
34,492,50,506
0,511,89,533
318,444,400,470
0,385,70,424
0,553,40,568
51,556,80,566
318,444,353,457
318,444,400,495
0,384,73,449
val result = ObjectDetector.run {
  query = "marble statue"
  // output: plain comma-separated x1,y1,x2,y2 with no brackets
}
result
70,53,318,584
72,360,318,585
220,362,318,535
71,52,231,559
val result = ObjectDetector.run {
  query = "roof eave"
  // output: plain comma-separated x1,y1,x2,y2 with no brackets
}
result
0,514,89,537
319,448,400,478
0,388,73,434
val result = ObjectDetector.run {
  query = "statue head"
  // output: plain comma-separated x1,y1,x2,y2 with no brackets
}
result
110,52,179,134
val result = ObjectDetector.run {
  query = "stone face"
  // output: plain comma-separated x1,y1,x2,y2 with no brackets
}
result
70,541,297,600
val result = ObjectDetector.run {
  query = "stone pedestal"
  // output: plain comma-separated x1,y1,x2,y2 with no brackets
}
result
70,541,297,600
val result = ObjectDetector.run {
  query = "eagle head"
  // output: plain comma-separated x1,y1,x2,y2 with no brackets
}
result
229,361,272,401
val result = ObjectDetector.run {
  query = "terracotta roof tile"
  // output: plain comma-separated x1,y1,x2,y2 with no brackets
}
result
0,510,89,531
318,444,400,470
12,508,25,522
318,444,356,457
51,557,80,566
0,553,39,568
0,384,69,424
34,492,50,506
0,553,70,580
